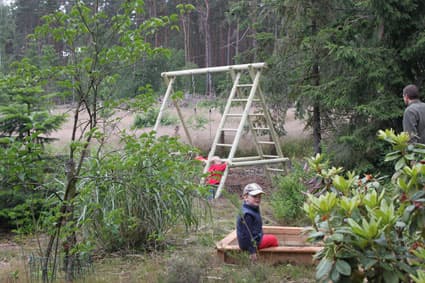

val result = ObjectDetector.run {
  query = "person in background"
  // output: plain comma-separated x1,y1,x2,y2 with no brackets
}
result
236,183,278,261
402,84,425,144
195,155,227,199
206,156,227,186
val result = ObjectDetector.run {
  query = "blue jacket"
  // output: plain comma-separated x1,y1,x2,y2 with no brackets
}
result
236,203,263,254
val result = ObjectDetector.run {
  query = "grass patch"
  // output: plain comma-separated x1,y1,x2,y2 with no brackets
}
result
0,194,315,283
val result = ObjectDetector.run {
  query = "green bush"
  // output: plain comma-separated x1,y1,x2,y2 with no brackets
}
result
0,137,58,231
271,164,311,225
304,129,425,283
78,132,206,252
133,108,177,128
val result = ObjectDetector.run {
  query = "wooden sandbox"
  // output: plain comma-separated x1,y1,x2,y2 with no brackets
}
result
216,226,323,265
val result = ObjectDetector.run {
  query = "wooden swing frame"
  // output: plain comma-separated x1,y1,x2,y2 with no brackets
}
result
155,63,288,198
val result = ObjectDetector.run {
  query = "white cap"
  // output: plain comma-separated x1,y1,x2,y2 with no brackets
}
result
243,183,265,196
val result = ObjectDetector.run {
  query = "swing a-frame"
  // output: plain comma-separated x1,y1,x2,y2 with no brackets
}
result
154,62,289,198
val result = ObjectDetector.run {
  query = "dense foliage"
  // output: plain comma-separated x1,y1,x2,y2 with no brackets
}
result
2,1,425,171
0,57,66,229
304,130,425,282
271,164,312,225
1,1,188,281
66,133,205,252
0,138,50,231
267,0,425,170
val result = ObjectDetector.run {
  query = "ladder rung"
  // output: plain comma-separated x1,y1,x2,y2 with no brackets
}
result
267,168,285,172
220,128,238,131
236,84,253,87
226,113,243,117
258,141,275,145
253,127,269,131
232,98,260,102
263,155,279,158
249,113,264,117
216,143,233,147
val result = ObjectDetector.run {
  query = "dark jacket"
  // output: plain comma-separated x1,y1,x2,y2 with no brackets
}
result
403,100,425,144
236,203,263,254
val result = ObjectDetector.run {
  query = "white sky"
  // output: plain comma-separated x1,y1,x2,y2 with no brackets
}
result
0,0,14,6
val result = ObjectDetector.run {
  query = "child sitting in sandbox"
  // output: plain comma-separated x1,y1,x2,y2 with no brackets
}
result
236,183,279,261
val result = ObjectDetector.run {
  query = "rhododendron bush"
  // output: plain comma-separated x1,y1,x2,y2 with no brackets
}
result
304,130,425,283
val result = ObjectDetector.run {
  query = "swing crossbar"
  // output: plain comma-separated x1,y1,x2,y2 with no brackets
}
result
161,63,266,78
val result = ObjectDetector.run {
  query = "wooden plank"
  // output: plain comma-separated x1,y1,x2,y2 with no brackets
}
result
216,230,237,247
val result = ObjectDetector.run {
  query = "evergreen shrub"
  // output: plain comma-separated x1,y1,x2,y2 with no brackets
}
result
304,130,425,283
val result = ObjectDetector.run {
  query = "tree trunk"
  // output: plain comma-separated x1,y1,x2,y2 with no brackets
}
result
311,1,322,155
181,11,190,63
202,0,213,96
226,21,231,65
312,101,321,155
42,158,78,282
235,21,239,60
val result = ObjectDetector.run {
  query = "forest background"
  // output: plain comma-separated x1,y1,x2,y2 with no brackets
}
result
0,0,425,282
2,0,425,169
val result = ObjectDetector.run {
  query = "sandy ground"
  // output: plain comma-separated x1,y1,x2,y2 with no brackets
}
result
49,105,309,151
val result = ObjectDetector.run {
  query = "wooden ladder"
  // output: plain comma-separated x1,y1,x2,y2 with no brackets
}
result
203,66,288,198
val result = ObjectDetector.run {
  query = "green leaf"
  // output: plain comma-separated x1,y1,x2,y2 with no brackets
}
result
328,233,344,242
332,175,350,193
316,258,333,280
412,148,425,154
405,204,416,213
362,258,377,270
405,153,415,160
397,261,415,274
383,270,399,283
411,190,425,200
384,151,401,162
336,259,351,276
331,267,340,282
309,231,325,241
395,158,406,171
